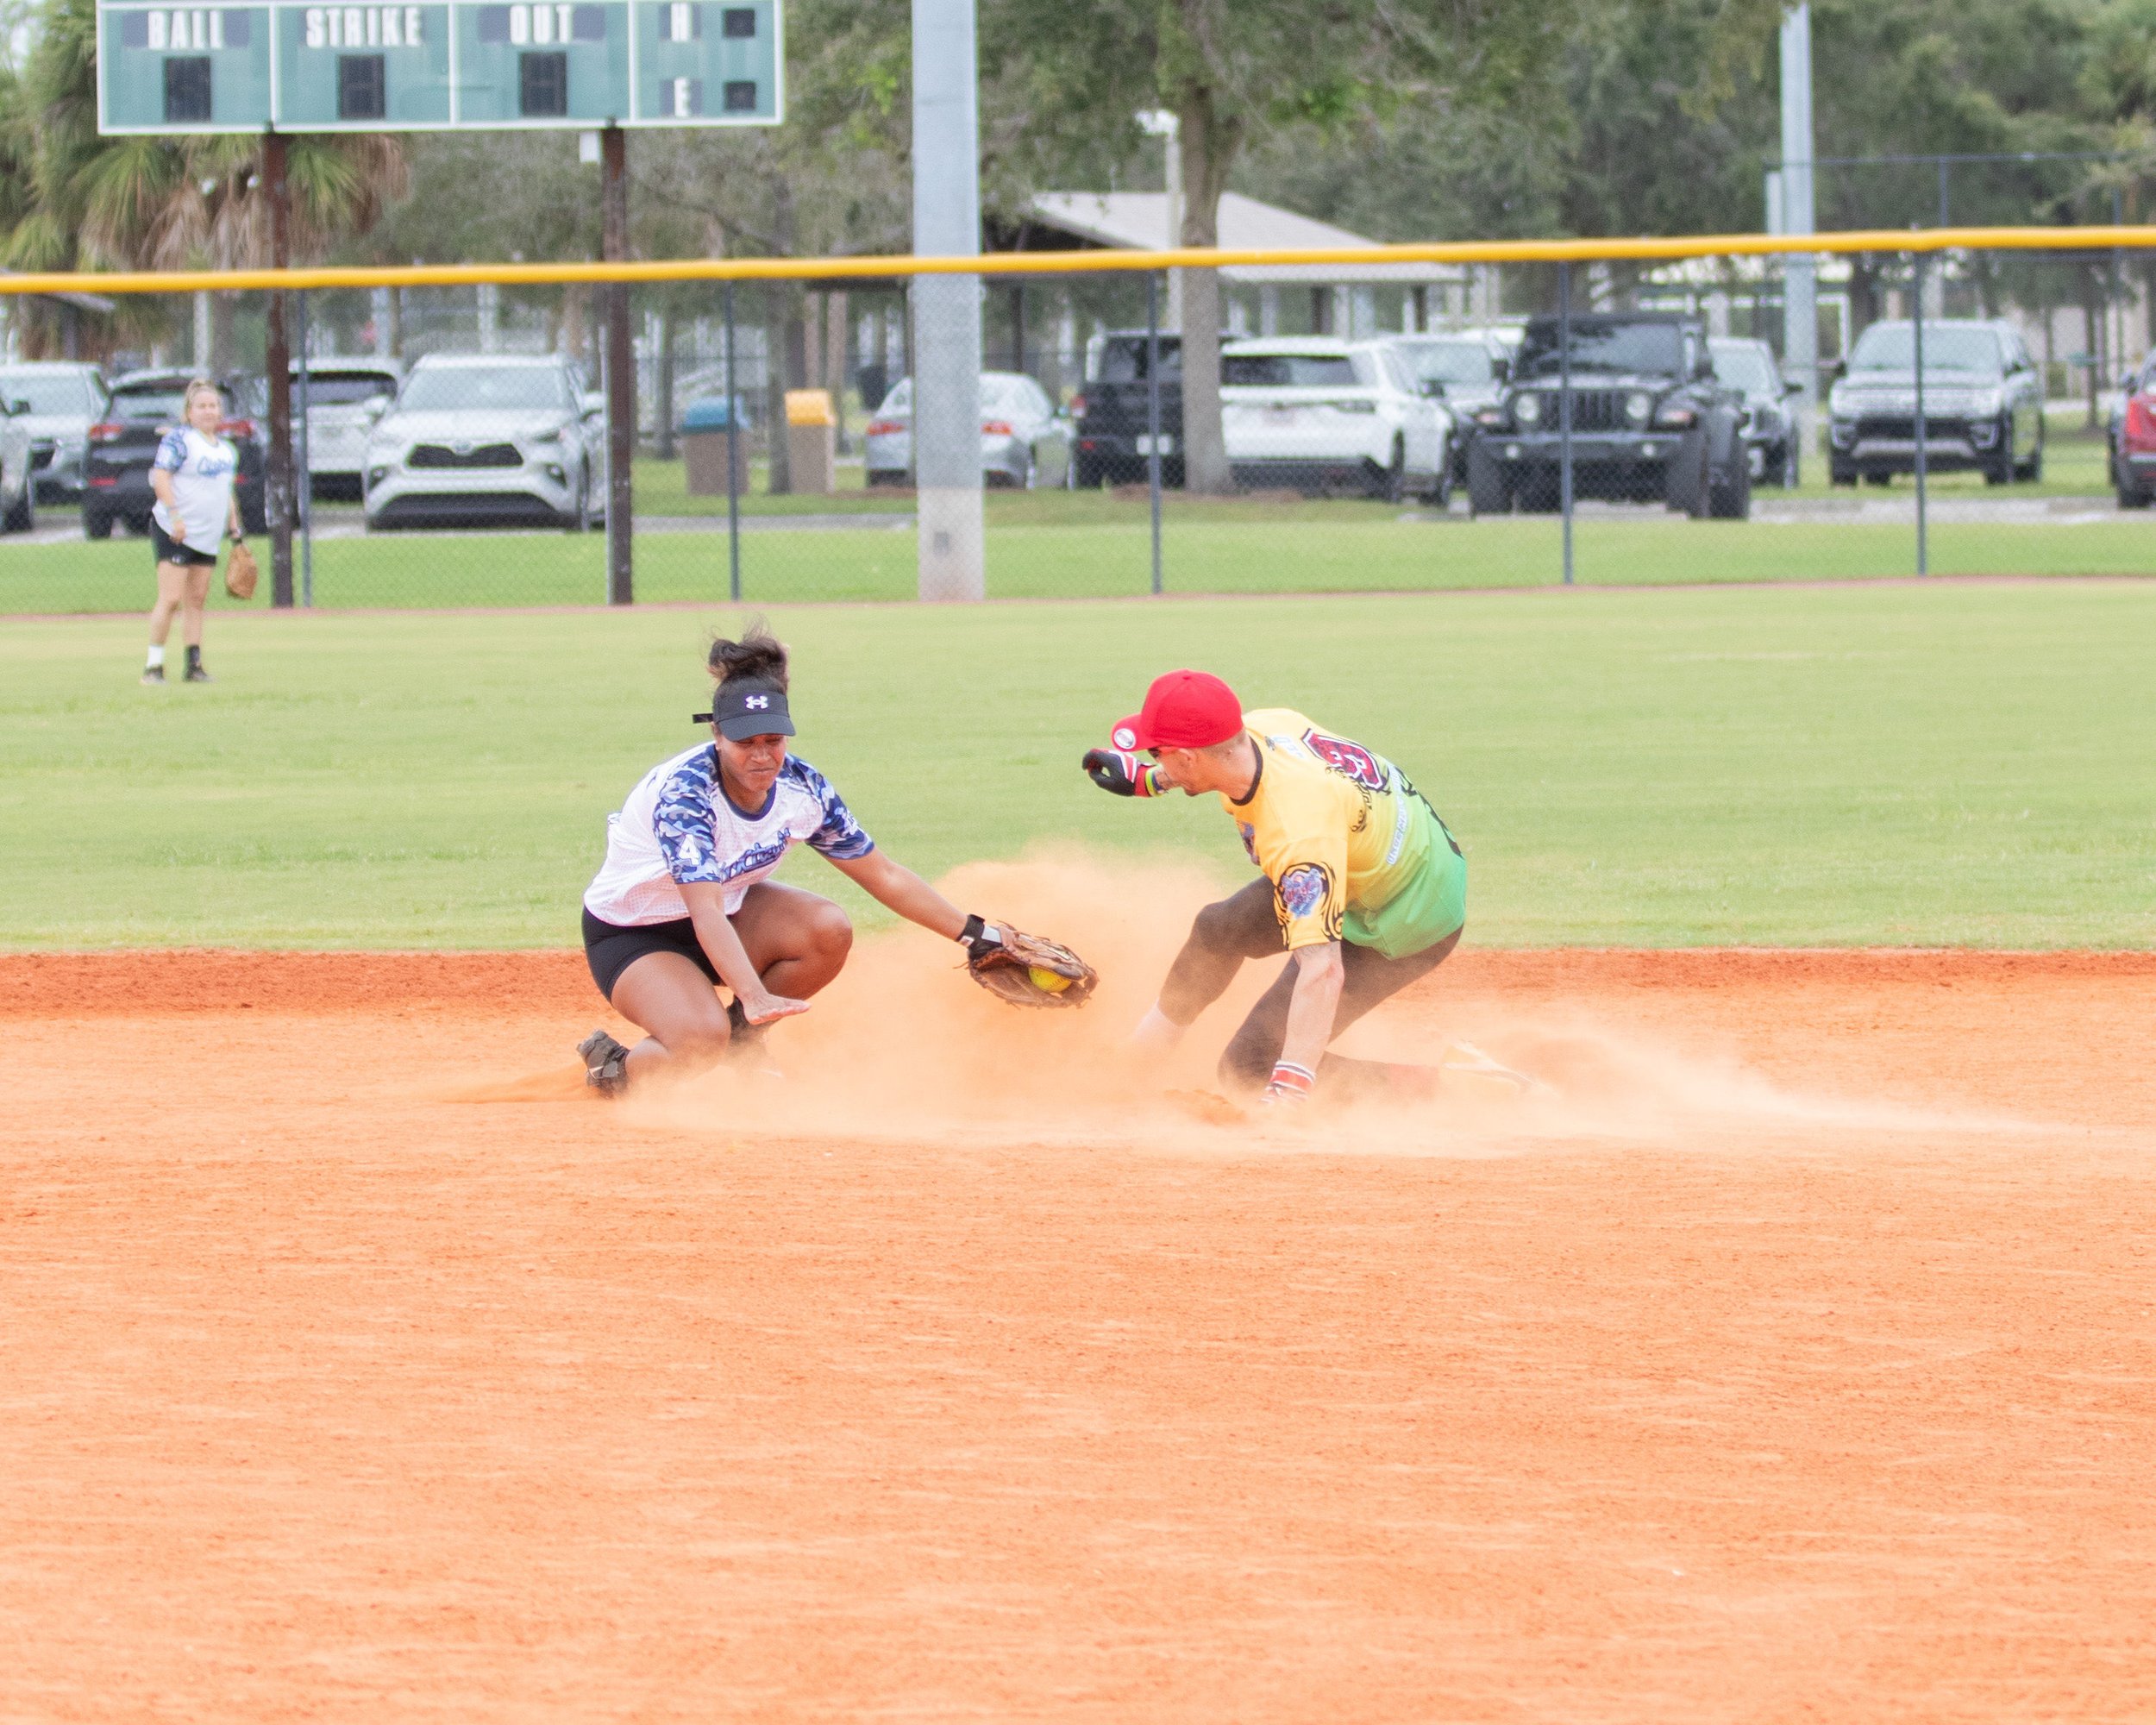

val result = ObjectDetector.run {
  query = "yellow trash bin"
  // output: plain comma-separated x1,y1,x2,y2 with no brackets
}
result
784,389,837,494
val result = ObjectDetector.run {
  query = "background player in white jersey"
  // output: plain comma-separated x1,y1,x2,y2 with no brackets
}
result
577,627,1032,1095
143,380,247,686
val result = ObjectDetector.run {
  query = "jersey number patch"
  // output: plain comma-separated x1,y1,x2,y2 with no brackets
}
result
1305,730,1385,792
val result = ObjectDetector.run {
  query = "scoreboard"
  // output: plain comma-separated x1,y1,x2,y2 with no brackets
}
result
95,0,782,132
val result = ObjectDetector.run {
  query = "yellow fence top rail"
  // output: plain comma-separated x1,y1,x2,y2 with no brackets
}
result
6,225,2156,296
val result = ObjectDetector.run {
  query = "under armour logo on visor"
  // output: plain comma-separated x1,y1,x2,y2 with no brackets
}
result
745,694,769,709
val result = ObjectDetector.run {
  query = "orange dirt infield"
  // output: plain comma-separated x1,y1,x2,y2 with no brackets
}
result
3,916,2153,1717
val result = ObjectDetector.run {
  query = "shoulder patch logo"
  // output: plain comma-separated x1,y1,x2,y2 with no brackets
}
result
1276,862,1331,921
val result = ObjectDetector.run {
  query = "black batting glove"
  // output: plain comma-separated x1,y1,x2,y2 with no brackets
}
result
1082,747,1163,798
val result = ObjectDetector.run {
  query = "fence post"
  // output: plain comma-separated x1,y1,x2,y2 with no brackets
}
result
1913,252,1927,578
263,128,295,609
724,279,741,605
1146,270,1163,596
296,288,312,608
601,122,634,605
1558,259,1575,586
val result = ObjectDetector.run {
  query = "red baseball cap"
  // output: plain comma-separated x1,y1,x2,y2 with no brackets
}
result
1112,669,1244,751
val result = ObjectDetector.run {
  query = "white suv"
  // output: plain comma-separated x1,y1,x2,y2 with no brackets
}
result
1220,337,1454,503
364,354,604,530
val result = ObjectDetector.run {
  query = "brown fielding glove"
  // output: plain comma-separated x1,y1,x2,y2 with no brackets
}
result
962,918,1098,1010
224,540,259,601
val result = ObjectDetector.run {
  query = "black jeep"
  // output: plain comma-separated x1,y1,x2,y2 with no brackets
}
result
1465,312,1750,518
1072,331,1182,489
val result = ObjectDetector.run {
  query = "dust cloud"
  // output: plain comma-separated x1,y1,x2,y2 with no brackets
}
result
587,854,1986,1156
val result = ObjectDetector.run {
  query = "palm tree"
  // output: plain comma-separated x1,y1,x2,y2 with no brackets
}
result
3,0,407,362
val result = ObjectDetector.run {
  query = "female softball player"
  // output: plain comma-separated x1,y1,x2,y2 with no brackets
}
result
577,626,1022,1095
143,380,247,686
1082,668,1469,1107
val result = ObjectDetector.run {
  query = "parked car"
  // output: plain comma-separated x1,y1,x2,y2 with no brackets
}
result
1384,329,1512,480
1072,331,1183,489
294,359,400,500
2107,354,2156,507
0,392,34,533
1464,312,1750,518
83,371,268,539
862,373,1073,489
0,361,108,505
363,354,605,530
1219,337,1454,504
1827,319,2043,487
1708,336,1801,486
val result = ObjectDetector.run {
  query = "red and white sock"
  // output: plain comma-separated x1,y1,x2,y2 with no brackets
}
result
1263,1060,1315,1104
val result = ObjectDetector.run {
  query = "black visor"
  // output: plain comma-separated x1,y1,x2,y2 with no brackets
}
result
693,677,795,740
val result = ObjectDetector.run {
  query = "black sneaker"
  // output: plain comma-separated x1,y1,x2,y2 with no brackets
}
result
140,665,166,685
577,1029,631,1097
183,664,212,683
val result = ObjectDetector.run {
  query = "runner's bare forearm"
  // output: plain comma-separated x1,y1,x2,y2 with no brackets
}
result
1279,943,1345,1081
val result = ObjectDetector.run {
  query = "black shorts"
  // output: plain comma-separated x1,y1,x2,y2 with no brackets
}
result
582,906,719,1000
151,519,221,568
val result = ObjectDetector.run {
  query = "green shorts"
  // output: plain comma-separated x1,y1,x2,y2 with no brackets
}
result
1341,812,1467,960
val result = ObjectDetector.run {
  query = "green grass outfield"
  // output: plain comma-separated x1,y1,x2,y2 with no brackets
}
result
4,582,2151,950
6,503,2156,613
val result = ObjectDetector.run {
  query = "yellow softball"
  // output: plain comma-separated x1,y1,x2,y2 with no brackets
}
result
1028,964,1073,994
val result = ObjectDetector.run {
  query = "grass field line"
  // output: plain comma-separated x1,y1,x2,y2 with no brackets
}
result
7,567,2154,624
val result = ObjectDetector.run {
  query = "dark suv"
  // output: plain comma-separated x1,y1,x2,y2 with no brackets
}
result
1464,312,1750,518
1827,320,2043,487
84,371,269,539
1073,332,1181,488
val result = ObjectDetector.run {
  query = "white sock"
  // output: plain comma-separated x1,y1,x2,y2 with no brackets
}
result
1131,1004,1186,1051
145,644,166,670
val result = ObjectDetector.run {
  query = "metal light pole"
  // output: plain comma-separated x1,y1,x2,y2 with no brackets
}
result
910,0,985,601
1778,6,1821,433
1138,109,1182,330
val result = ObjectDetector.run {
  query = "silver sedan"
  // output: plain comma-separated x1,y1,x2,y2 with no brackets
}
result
864,372,1073,488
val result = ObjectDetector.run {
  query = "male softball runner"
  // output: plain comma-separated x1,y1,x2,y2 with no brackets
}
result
1081,668,1468,1107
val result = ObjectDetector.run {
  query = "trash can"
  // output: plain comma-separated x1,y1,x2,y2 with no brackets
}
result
785,389,837,495
681,398,745,496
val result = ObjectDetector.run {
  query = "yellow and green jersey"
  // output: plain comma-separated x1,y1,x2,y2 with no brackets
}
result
1222,708,1466,959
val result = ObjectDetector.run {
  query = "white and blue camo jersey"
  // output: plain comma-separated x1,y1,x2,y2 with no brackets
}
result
149,426,239,544
583,743,874,925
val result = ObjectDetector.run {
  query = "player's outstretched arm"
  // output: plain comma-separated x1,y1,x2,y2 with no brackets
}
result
829,850,1099,1009
828,849,975,942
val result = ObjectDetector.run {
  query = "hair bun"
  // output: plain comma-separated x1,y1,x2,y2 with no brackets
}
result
707,620,788,690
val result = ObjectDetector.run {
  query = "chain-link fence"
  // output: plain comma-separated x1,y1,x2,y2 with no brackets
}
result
3,234,2155,615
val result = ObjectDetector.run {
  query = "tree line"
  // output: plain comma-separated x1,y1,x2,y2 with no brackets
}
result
5,0,2154,484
